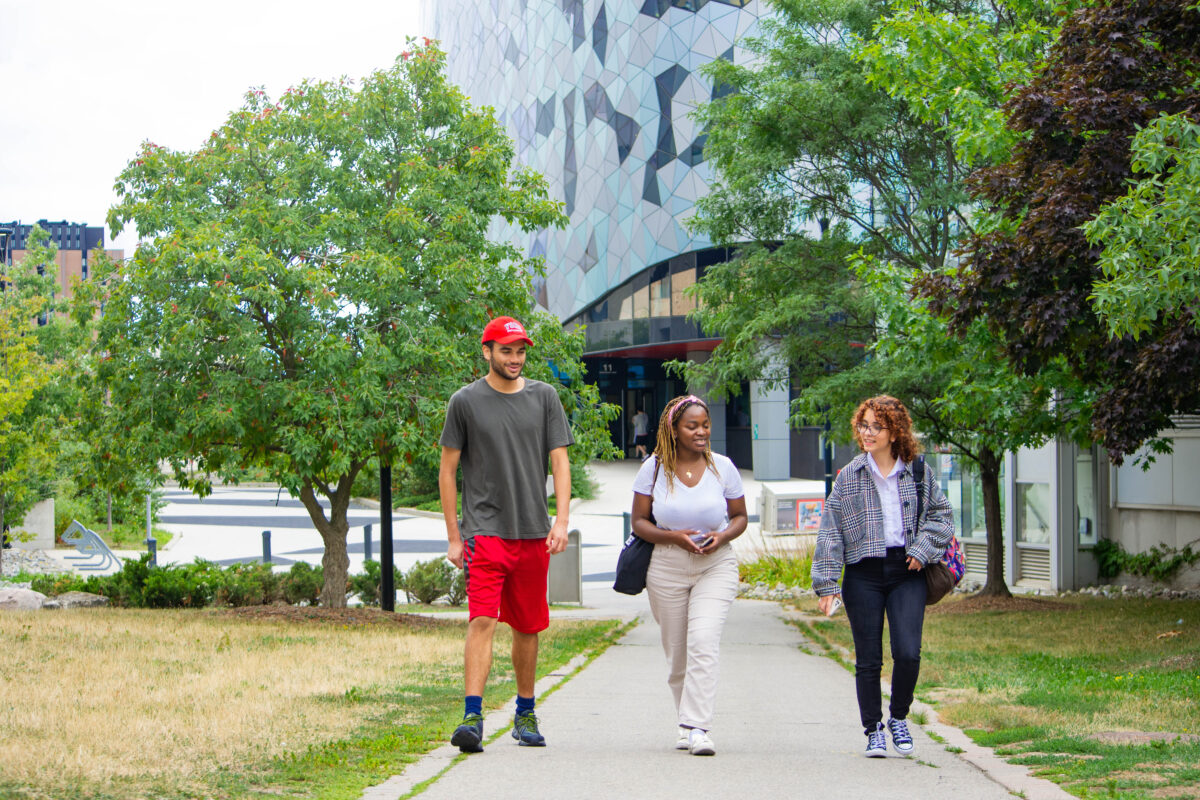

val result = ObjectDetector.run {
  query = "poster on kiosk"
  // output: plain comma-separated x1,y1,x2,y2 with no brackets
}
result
760,482,826,536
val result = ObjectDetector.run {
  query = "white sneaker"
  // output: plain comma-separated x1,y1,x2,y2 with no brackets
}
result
675,727,690,750
688,728,715,756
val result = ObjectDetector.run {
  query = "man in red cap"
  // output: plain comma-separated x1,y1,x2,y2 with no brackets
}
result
439,315,574,752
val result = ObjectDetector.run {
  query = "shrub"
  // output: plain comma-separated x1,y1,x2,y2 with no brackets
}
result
142,564,216,608
569,460,598,501
30,573,88,596
401,557,454,605
349,559,402,607
215,562,279,607
109,554,154,606
446,567,466,607
279,561,323,606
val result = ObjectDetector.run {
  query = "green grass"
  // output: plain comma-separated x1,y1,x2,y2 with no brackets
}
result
54,521,174,551
203,619,622,800
0,613,623,800
97,523,174,550
738,545,813,588
792,594,1200,798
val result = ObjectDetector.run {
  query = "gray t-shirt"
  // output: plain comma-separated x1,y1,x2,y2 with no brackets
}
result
439,377,575,539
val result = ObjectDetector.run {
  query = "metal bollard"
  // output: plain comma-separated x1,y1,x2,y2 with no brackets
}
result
262,530,272,564
364,524,373,562
145,492,154,565
622,511,631,540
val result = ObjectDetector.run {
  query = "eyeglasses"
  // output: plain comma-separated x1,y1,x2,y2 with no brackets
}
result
856,423,888,435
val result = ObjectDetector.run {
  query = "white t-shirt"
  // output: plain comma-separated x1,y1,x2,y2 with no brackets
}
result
633,411,648,436
632,454,744,534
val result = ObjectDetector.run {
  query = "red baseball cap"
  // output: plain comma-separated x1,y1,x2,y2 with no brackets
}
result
481,316,533,346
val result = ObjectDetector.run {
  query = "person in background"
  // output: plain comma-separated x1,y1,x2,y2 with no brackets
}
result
811,395,953,758
439,316,574,753
629,394,747,756
632,407,650,460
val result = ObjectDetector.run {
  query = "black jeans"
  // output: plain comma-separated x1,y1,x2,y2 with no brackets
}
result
842,547,927,733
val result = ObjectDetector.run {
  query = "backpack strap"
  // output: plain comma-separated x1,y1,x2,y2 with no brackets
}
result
913,455,925,531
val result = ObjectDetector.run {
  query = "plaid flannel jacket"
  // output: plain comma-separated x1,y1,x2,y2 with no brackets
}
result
811,453,955,597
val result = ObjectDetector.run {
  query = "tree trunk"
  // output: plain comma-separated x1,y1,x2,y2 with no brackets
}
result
106,493,112,532
1,500,6,575
978,447,1012,598
298,475,356,608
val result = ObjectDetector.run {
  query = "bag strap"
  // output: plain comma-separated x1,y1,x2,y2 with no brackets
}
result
913,455,925,529
648,456,661,523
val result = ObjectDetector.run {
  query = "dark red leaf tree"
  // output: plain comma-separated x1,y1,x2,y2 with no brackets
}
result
934,0,1200,459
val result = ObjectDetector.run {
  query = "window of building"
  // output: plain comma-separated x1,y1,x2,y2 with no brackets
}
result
939,454,1002,540
650,274,670,317
1016,482,1051,544
671,267,697,316
1076,448,1098,545
633,284,649,318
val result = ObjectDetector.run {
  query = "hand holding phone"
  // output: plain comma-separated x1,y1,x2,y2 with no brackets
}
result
825,596,843,617
689,532,716,549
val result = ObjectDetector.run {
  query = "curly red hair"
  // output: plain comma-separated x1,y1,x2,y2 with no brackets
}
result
851,395,922,463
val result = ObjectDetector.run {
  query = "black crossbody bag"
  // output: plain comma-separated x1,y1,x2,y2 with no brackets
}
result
613,458,661,595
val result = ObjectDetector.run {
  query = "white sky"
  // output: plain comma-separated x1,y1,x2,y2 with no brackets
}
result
0,0,426,255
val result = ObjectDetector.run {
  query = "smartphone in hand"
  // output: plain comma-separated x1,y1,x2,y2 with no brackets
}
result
689,532,715,548
825,596,843,617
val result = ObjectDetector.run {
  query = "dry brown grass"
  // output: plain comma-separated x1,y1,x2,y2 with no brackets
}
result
0,608,465,787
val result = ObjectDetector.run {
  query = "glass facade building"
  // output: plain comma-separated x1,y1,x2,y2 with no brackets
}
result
423,0,797,466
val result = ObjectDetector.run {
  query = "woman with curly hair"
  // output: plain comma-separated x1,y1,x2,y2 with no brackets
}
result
812,395,954,758
629,394,747,756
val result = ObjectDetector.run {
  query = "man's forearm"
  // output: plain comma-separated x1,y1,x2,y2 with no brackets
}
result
550,452,571,526
438,471,460,540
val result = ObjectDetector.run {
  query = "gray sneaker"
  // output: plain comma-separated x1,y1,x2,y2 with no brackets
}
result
512,710,546,746
451,713,484,753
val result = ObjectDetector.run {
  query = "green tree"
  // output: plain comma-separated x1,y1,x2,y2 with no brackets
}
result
90,42,612,607
857,0,1067,171
1083,113,1200,342
686,0,1091,595
947,0,1200,459
792,258,1090,596
695,0,968,275
0,224,58,569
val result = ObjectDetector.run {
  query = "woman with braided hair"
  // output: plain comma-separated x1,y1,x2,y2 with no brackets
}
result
629,394,748,756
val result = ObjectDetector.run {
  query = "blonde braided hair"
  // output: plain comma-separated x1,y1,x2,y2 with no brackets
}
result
652,394,718,492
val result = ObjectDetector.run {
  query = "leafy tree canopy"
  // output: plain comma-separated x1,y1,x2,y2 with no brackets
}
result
942,0,1200,459
694,0,969,274
88,41,613,606
1084,114,1200,343
0,224,58,557
857,0,1070,170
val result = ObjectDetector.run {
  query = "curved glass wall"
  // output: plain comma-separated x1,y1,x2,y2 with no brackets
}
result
423,0,764,321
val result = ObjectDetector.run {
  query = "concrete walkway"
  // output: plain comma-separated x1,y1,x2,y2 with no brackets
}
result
364,599,1071,800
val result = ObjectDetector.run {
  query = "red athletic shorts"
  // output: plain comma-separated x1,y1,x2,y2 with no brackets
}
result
463,535,550,634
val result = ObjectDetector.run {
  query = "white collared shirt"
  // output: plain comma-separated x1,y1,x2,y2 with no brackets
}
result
866,452,906,547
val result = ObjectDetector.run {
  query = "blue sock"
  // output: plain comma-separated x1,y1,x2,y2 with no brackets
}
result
464,695,482,718
516,695,535,716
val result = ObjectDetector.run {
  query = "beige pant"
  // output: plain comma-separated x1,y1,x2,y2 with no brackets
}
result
646,542,739,731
